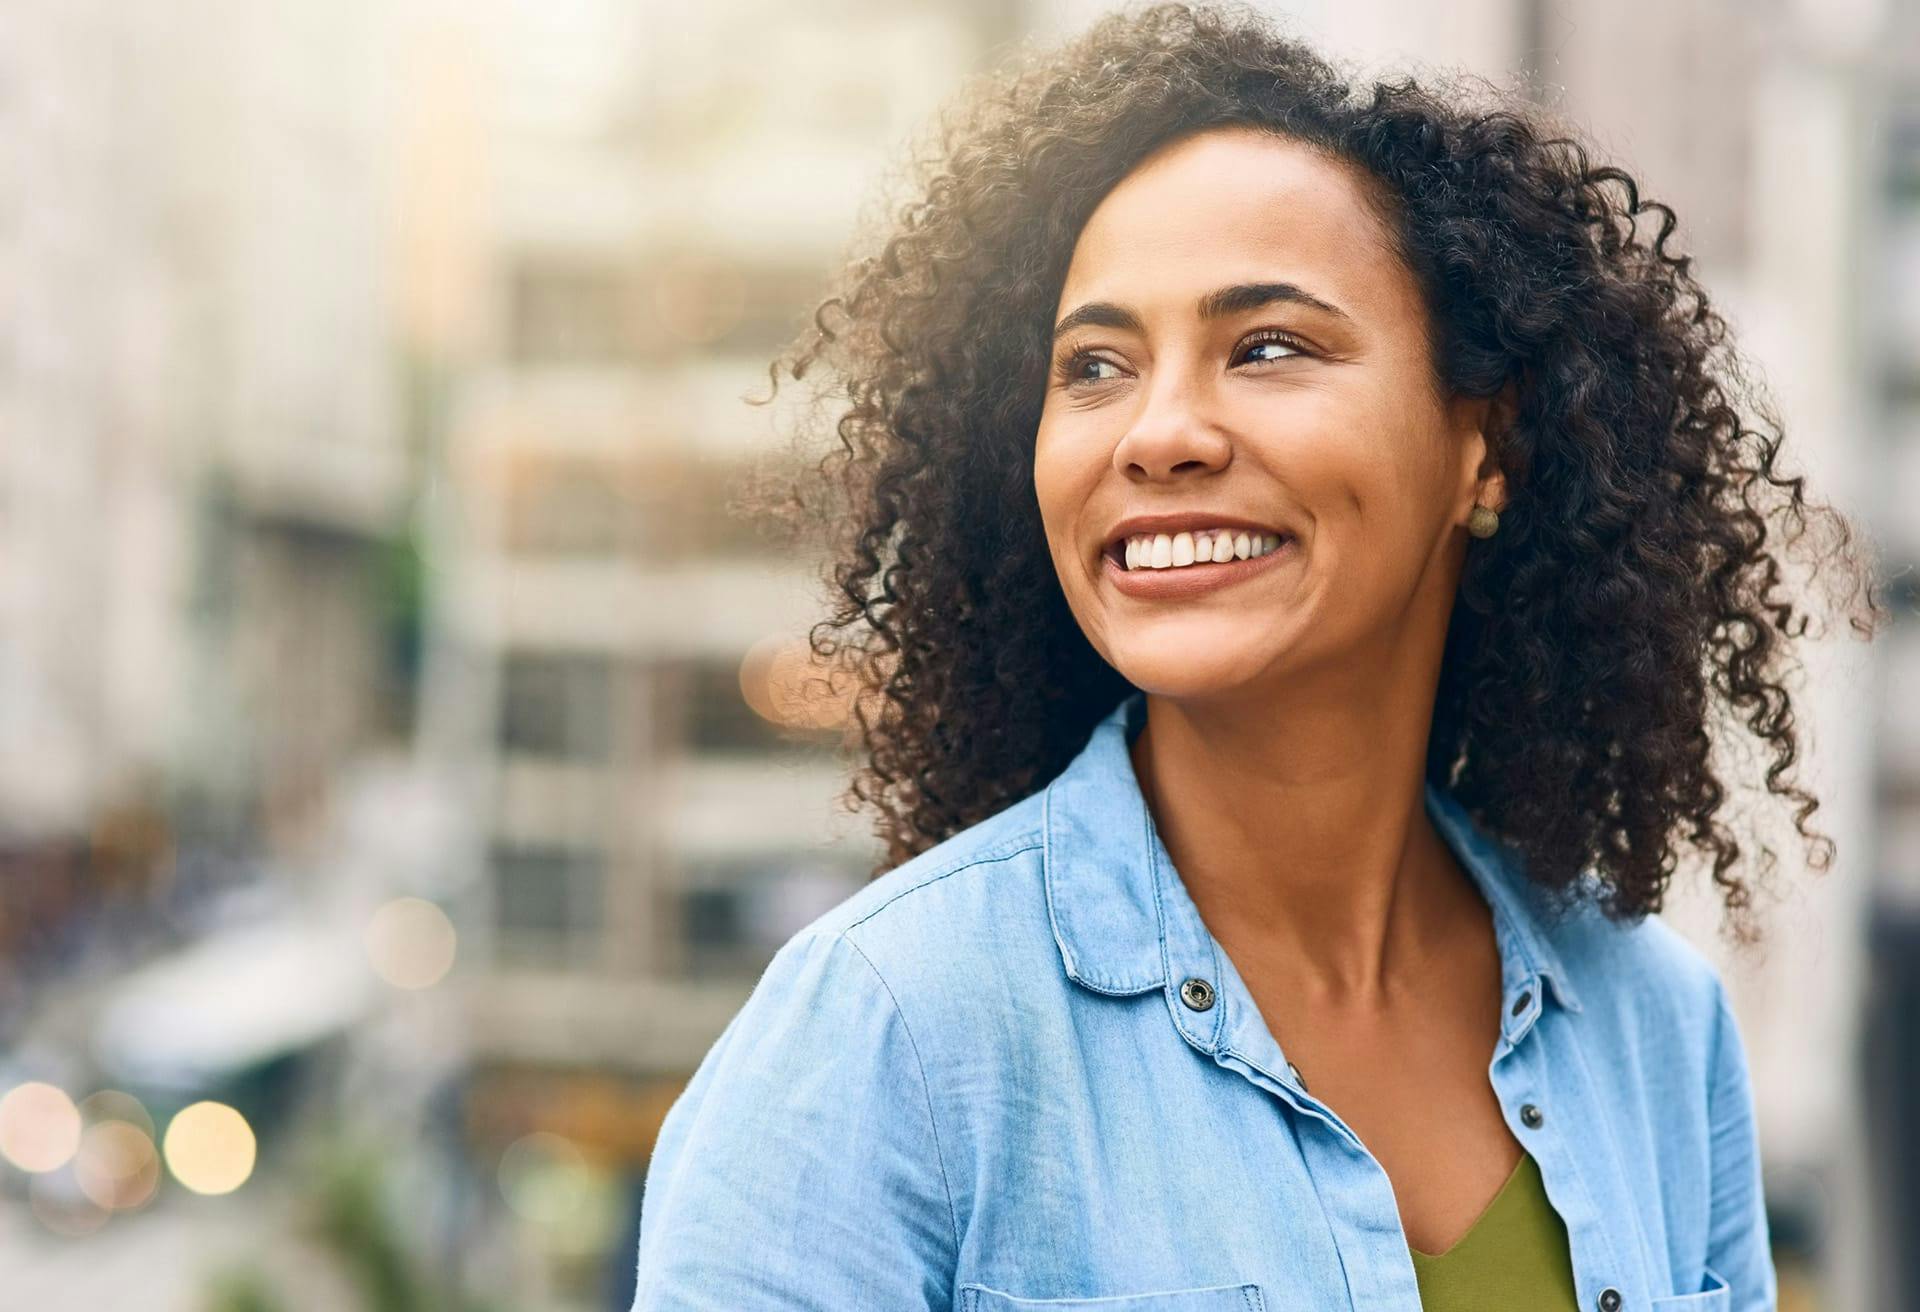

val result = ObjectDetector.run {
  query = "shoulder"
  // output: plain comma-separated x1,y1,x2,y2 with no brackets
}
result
634,817,1012,1296
769,788,1055,984
655,790,1056,1149
1535,893,1739,1086
685,789,1058,1094
1559,898,1728,991
1553,899,1725,1007
642,799,1058,1178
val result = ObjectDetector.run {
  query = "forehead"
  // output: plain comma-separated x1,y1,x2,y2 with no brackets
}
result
1057,126,1410,321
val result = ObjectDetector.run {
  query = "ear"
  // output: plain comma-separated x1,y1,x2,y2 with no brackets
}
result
1465,379,1517,514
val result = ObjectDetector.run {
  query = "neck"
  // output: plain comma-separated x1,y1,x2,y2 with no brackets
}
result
1126,667,1482,1009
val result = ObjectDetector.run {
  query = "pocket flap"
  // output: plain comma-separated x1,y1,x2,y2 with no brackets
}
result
1649,1264,1732,1309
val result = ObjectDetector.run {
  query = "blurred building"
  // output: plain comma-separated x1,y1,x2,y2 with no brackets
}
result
1861,4,1920,1309
0,0,413,1303
410,2,1022,1304
0,0,406,996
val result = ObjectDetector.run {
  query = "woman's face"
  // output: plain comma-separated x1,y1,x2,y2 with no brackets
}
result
1034,126,1504,702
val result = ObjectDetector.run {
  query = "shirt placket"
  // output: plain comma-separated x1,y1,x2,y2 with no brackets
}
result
1152,839,1644,1312
1494,974,1643,1312
1164,915,1425,1310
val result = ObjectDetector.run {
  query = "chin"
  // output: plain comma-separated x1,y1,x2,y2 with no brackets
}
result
1105,651,1275,702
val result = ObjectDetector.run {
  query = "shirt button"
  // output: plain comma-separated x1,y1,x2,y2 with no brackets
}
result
1597,1287,1622,1311
1520,1102,1545,1129
1179,977,1215,1011
1510,990,1532,1016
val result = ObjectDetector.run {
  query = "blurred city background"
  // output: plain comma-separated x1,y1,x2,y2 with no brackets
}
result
0,0,1914,1308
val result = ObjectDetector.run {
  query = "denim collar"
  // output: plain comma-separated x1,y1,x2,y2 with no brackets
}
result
1041,689,1583,1032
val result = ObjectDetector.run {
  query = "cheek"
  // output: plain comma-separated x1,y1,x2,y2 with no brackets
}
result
1289,378,1448,522
1289,427,1440,589
1030,421,1114,647
1031,422,1092,549
1297,436,1459,614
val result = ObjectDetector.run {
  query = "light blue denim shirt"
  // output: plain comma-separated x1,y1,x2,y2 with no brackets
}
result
631,689,1776,1312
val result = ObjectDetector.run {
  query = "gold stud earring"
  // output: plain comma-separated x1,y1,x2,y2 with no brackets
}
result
1467,504,1500,539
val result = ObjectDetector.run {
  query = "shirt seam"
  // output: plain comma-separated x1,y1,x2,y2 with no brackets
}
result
1704,973,1733,1272
841,835,1043,937
1706,974,1728,1131
837,930,964,1262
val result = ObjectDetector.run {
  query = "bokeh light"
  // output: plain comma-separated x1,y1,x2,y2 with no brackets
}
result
77,1089,156,1140
739,633,857,732
0,1082,83,1173
162,1101,256,1196
74,1119,160,1211
495,1130,622,1257
365,895,459,989
29,1166,111,1238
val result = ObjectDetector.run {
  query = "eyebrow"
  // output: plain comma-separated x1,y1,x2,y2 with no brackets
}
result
1051,281,1353,342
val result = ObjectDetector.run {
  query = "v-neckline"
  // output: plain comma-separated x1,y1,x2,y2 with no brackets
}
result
1407,1150,1531,1260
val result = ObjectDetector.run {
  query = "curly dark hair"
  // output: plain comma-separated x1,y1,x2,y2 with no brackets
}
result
740,0,1888,944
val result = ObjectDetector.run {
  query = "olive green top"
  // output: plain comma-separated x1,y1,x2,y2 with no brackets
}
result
1408,1151,1580,1312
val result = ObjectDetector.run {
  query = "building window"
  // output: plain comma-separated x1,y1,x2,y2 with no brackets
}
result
630,456,800,562
645,254,826,360
676,854,866,979
506,252,828,368
650,658,835,758
503,458,633,557
499,652,615,762
498,454,794,564
490,842,605,955
508,258,632,365
681,884,746,968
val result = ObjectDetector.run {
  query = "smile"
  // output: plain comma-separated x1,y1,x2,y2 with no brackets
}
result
1115,527,1288,570
1102,530,1296,600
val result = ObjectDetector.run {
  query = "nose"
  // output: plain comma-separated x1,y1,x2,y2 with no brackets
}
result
1110,373,1233,482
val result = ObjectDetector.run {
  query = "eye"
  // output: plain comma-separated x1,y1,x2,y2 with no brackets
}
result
1052,328,1310,392
1054,350,1125,388
1236,328,1309,365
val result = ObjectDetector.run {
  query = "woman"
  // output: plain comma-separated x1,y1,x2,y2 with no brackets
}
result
630,4,1884,1309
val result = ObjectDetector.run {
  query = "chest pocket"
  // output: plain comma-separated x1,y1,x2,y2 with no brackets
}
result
959,1282,1266,1312
1649,1264,1731,1310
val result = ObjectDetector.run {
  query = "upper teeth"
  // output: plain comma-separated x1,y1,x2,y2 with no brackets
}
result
1122,529,1286,570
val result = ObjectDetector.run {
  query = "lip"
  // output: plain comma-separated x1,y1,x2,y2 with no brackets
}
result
1103,533,1297,600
